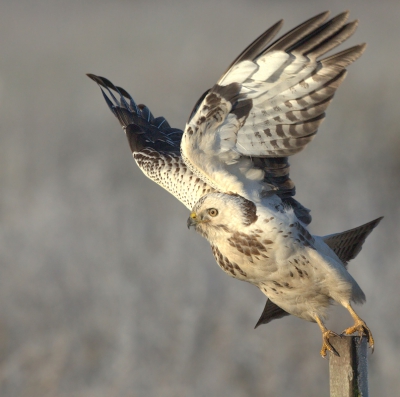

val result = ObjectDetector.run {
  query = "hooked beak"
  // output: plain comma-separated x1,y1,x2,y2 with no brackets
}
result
187,212,198,229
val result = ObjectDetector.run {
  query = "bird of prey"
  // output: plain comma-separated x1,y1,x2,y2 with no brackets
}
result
88,11,382,357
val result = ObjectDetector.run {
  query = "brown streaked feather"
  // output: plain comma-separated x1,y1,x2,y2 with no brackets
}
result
255,217,382,327
188,89,210,123
211,245,248,278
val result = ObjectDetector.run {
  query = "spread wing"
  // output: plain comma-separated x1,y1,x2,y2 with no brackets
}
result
87,74,214,209
181,11,365,203
88,74,310,221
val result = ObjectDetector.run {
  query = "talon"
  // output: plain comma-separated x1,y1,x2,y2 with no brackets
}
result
342,304,375,352
342,319,374,351
320,330,340,358
314,315,341,358
331,346,340,357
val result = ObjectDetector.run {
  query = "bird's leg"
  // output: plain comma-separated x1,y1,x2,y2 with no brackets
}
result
341,302,374,352
314,315,341,358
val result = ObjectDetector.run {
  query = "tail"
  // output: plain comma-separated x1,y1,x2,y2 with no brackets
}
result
323,217,383,267
255,216,383,328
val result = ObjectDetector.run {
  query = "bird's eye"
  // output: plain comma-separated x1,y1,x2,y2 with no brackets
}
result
208,208,218,217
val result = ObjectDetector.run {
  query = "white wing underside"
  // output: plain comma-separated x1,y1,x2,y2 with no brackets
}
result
181,11,365,203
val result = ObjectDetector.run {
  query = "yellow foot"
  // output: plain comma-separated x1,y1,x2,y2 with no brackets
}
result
320,330,341,358
342,319,374,352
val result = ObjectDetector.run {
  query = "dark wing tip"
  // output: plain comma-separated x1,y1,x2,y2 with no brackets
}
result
86,73,105,84
87,73,102,84
88,74,183,153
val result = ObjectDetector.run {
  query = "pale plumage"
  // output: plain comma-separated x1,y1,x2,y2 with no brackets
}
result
88,11,382,357
187,193,367,312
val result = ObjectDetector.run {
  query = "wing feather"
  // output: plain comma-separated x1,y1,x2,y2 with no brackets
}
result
181,12,365,201
87,74,214,209
220,19,284,81
265,11,330,53
89,12,364,221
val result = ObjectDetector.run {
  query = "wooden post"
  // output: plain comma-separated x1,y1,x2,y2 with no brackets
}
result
329,335,369,397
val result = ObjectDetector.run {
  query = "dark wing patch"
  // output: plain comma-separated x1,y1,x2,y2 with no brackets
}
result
88,74,216,210
188,89,210,123
253,157,312,224
87,74,182,154
324,217,383,266
254,298,290,328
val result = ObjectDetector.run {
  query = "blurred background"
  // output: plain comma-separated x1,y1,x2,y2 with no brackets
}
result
1,0,399,396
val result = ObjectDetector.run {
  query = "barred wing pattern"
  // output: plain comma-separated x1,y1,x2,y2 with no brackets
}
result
88,74,310,220
89,12,364,217
87,74,214,209
181,11,365,202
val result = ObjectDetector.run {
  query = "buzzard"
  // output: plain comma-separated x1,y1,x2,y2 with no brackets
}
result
88,11,382,357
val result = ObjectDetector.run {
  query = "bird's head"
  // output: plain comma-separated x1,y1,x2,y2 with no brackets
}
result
187,192,258,240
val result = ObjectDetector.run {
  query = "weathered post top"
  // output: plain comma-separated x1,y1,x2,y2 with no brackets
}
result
329,335,369,397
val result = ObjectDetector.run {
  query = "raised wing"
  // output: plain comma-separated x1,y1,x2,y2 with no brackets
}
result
87,74,214,209
88,74,310,221
181,11,365,202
